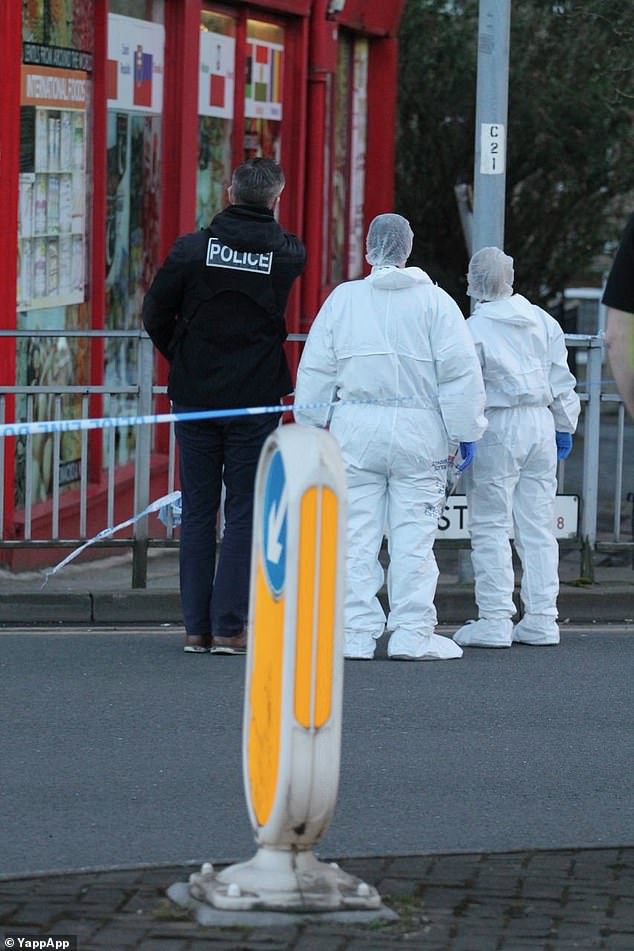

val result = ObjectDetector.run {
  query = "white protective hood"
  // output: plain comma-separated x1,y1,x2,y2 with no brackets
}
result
475,293,541,324
366,265,434,290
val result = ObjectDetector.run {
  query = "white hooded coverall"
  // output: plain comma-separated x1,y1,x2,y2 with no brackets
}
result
294,265,487,660
454,293,581,647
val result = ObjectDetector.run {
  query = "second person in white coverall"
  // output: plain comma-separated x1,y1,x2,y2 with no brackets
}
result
294,214,487,660
453,247,581,649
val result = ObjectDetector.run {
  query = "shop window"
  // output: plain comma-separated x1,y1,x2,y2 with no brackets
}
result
195,10,285,221
197,11,235,228
106,12,164,465
348,38,368,278
331,33,368,284
16,0,95,508
244,20,284,162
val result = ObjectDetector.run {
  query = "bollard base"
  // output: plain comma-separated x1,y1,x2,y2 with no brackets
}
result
170,846,386,914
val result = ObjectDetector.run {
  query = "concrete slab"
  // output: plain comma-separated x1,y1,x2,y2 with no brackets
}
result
92,591,183,624
166,880,398,927
0,593,92,624
557,582,634,622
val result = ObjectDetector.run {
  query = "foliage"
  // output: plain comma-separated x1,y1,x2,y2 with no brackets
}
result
396,0,634,310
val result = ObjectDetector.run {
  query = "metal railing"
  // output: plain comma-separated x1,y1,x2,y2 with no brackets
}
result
0,329,631,585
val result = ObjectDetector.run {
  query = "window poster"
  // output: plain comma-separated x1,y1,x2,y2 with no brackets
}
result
245,38,283,121
199,31,235,120
107,14,165,115
18,65,88,310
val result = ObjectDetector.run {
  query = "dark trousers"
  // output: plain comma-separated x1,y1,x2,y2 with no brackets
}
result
174,407,279,635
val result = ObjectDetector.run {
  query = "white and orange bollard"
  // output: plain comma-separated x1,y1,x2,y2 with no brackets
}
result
179,424,382,913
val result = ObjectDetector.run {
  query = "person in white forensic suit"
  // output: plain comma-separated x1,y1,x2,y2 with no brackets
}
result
453,247,581,649
294,214,487,660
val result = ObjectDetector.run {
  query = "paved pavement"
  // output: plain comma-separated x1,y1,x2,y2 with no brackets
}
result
1,846,633,949
0,554,632,949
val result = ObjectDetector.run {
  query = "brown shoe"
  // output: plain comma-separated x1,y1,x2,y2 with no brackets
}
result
210,632,247,655
184,635,212,654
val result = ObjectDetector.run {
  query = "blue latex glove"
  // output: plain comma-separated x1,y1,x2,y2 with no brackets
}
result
555,431,573,461
457,441,476,472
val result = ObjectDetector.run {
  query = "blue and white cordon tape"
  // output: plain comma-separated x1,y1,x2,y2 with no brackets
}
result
41,489,182,585
19,396,404,584
0,401,301,439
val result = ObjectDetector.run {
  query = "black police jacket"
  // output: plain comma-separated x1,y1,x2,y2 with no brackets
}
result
142,204,306,409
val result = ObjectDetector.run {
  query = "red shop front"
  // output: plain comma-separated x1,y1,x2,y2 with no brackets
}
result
0,0,404,566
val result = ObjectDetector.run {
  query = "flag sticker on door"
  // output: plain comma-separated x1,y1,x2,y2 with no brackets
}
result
245,39,284,121
133,46,153,107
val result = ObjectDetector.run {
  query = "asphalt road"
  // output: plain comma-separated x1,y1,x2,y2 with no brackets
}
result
1,625,633,879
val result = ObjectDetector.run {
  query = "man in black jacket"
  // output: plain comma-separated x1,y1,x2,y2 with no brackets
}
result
143,158,306,654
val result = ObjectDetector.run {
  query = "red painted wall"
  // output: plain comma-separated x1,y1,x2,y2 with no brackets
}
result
0,0,22,534
0,0,405,560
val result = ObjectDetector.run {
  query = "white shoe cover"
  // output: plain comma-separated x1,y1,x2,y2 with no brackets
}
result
452,618,513,648
344,631,377,660
387,631,463,661
513,614,560,646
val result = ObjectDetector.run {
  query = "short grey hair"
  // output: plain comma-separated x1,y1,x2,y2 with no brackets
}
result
231,158,285,207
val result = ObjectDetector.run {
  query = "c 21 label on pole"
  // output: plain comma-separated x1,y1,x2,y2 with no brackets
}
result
480,122,505,174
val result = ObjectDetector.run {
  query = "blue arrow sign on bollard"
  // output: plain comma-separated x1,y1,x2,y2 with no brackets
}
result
262,449,287,597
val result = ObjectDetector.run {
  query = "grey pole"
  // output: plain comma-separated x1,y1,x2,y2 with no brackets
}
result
459,0,512,585
472,0,512,253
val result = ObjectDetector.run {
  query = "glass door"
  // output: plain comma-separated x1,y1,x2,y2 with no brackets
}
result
244,19,284,163
197,10,236,228
196,7,287,225
106,10,165,464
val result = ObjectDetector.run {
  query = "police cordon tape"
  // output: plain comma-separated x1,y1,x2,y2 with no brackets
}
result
0,396,408,440
26,396,404,584
40,490,182,585
0,403,291,439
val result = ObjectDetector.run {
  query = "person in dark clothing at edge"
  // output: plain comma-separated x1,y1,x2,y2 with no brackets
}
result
142,159,306,654
602,213,634,419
